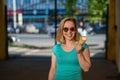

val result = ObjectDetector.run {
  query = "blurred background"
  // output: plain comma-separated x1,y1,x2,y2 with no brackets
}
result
0,0,120,80
7,0,107,58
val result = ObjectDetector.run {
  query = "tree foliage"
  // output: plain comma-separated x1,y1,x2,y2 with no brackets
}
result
86,0,108,23
62,0,77,18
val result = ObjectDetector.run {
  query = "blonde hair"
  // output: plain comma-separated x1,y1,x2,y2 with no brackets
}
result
56,17,80,44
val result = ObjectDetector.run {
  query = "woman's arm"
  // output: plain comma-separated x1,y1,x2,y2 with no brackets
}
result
48,53,56,80
76,45,91,72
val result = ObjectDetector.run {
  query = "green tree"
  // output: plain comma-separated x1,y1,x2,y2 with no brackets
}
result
62,0,77,18
86,0,108,23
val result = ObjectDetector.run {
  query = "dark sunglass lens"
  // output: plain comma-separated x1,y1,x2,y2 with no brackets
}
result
70,28,75,31
63,28,68,32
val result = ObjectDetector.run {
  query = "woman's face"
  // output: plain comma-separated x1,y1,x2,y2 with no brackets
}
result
63,21,76,41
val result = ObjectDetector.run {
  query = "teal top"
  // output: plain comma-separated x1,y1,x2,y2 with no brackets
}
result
52,43,88,80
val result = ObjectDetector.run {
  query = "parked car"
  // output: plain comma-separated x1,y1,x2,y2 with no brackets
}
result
7,25,15,33
25,24,39,33
31,23,48,34
15,25,25,33
87,24,106,35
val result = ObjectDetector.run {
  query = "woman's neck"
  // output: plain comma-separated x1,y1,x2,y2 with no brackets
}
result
61,40,77,52
63,40,76,47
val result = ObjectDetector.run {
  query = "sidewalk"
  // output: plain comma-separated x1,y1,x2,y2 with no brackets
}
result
8,42,105,58
8,34,106,58
0,57,119,80
4,34,119,80
6,46,119,80
83,59,118,80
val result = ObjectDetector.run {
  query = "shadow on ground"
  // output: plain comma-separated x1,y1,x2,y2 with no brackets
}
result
0,55,119,80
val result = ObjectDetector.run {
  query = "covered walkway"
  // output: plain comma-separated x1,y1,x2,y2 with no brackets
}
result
0,57,118,80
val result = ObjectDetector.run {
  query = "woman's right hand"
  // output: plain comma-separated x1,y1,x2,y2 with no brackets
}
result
76,44,82,54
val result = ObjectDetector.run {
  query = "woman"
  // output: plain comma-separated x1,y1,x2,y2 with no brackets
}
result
78,21,87,36
48,17,91,80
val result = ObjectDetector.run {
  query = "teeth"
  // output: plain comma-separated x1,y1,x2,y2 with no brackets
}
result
68,35,71,37
66,34,73,37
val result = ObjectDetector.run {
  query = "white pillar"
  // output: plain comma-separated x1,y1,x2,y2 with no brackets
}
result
18,13,23,26
13,0,17,29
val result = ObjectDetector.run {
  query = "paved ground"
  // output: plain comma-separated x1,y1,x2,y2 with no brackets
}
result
0,34,119,80
2,45,120,80
8,41,105,59
8,34,106,58
0,58,119,80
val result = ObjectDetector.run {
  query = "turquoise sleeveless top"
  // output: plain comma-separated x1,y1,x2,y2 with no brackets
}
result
52,43,88,80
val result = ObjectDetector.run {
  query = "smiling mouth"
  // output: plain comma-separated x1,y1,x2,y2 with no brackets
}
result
66,34,72,37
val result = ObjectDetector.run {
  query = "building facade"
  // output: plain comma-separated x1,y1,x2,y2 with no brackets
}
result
7,0,88,27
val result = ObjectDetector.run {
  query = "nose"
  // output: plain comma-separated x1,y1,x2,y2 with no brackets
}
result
67,29,72,33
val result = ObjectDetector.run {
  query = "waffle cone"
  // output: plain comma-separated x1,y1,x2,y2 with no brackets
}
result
79,36,87,45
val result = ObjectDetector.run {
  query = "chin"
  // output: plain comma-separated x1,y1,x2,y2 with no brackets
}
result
66,37,74,41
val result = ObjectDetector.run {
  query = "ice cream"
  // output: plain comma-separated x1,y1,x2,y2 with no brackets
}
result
79,36,87,45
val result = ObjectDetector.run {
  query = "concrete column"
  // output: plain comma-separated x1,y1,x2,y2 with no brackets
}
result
107,0,116,61
0,0,8,60
115,0,120,72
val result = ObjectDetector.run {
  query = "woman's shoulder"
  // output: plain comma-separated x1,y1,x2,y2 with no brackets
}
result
75,41,88,46
82,43,88,47
82,43,88,51
53,44,61,48
52,43,61,50
52,44,61,55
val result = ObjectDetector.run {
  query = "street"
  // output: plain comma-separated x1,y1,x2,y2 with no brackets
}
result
8,34,106,58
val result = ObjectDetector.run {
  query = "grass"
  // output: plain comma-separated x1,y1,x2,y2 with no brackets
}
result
8,43,34,49
8,43,52,49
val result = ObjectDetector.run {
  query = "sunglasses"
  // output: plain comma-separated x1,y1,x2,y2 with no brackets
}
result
63,27,75,32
